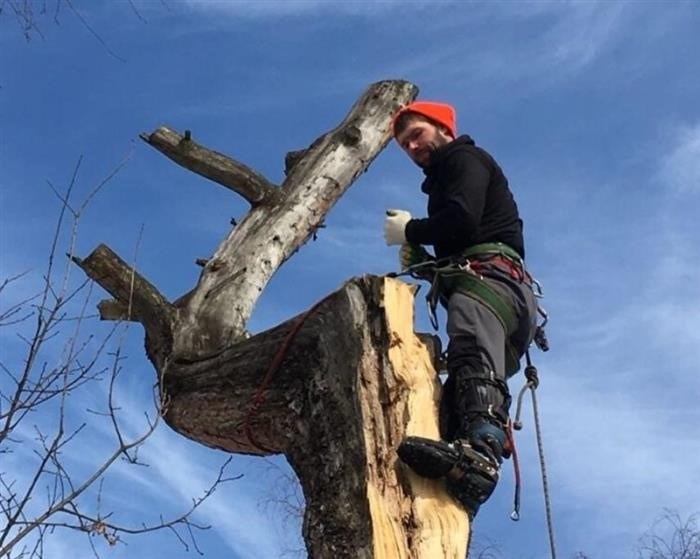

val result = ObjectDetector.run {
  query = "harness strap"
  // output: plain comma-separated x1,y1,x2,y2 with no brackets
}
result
444,271,517,333
461,242,523,262
439,270,521,375
425,243,529,376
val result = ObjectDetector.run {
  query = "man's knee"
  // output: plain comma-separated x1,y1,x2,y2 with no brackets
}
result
446,333,496,374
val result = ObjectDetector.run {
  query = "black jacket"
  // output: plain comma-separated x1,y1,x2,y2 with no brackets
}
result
404,135,525,260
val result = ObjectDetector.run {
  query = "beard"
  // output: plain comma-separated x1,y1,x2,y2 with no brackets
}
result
414,137,450,167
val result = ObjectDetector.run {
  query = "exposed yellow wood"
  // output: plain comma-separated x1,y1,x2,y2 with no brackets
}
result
363,278,468,559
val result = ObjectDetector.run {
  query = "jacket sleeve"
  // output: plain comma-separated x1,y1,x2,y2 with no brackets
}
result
404,149,490,246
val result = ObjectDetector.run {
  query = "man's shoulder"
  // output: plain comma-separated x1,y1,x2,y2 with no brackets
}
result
441,142,493,173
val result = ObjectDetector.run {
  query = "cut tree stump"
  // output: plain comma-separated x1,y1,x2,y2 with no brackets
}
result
161,275,469,558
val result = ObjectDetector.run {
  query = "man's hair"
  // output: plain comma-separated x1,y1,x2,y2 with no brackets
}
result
393,111,452,139
393,111,425,137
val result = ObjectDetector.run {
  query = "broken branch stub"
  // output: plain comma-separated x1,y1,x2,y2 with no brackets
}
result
71,244,174,365
140,127,278,206
72,245,172,329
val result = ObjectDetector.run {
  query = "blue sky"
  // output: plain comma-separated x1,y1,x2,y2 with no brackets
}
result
1,1,699,558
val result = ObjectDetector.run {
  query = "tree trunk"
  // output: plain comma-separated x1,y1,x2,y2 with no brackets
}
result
164,275,469,558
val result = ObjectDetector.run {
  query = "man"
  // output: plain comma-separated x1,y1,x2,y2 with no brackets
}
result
383,101,538,518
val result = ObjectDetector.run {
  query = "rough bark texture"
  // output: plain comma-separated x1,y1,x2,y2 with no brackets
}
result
163,276,469,558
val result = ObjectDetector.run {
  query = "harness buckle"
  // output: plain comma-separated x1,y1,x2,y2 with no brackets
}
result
456,259,480,277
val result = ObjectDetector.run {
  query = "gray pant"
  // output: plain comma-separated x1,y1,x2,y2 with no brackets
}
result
441,268,539,441
446,269,538,380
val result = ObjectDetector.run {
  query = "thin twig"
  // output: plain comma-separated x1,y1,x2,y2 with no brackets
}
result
63,0,125,62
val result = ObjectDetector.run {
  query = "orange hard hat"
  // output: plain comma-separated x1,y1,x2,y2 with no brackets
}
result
392,101,457,138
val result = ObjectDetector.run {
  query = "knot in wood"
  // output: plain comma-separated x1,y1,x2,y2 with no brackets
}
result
342,125,362,147
207,258,224,272
284,149,307,176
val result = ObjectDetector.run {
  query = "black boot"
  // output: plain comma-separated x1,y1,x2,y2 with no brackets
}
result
449,417,506,516
397,434,500,517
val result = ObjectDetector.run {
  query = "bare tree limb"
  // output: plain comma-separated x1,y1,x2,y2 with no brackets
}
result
1,155,236,559
140,127,278,206
70,244,174,352
0,413,157,555
96,299,138,322
638,509,700,559
78,81,418,356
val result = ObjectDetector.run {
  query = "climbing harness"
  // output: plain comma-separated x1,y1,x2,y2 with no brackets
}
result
389,242,547,375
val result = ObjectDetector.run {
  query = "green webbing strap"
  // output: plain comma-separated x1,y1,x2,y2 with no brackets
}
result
459,275,520,376
441,271,517,334
462,242,523,262
434,244,524,376
444,272,520,376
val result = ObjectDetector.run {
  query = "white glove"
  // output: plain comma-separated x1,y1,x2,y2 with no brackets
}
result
383,209,412,246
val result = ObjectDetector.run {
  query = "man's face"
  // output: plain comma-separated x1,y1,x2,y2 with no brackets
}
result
395,118,453,167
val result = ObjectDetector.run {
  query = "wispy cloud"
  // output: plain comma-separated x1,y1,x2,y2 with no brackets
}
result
657,122,700,195
180,0,456,18
384,2,627,93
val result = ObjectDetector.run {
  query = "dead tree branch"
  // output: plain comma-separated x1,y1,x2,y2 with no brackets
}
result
140,127,278,206
83,80,417,358
0,163,235,558
70,244,174,363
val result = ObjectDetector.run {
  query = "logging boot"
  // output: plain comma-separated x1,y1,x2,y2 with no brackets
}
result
447,417,506,517
397,434,500,518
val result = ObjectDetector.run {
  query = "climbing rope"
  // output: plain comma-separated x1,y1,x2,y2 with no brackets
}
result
506,421,522,521
513,353,557,559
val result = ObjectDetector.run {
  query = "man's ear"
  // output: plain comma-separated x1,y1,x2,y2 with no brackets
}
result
439,126,455,140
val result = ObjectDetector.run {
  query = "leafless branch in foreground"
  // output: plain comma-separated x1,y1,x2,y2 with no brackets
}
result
637,509,700,559
0,159,236,558
2,0,155,61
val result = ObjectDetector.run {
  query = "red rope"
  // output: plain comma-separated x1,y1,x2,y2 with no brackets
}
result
242,295,330,454
507,420,522,521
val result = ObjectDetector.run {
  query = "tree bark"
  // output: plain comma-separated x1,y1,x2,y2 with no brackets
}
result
162,276,469,558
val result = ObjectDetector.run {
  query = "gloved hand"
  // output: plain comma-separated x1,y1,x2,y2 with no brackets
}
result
384,209,412,246
399,243,433,271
